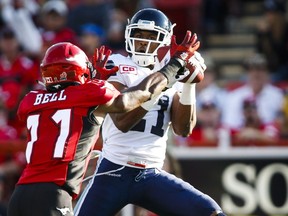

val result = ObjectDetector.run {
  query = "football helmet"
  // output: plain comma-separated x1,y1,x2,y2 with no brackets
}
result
125,8,175,67
41,42,92,90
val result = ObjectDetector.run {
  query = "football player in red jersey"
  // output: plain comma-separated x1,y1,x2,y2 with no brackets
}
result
7,39,198,216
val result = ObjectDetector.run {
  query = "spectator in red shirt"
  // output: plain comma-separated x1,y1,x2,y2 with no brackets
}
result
183,100,222,147
0,98,26,214
0,99,17,140
0,27,40,136
222,53,284,136
231,97,280,146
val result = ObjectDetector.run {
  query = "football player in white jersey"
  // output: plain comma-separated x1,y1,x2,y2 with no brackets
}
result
75,8,225,216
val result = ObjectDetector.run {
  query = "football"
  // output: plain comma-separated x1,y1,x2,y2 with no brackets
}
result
178,64,205,83
178,51,206,83
157,46,205,84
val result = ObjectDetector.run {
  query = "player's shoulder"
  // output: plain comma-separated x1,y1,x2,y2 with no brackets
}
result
109,53,133,66
109,53,128,62
85,79,116,91
22,89,46,99
108,54,141,79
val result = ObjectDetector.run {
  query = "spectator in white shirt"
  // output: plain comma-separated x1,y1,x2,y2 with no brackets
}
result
222,53,284,132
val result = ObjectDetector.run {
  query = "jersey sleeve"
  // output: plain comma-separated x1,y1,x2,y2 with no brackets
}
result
107,71,126,86
106,54,128,86
17,99,27,122
76,79,120,107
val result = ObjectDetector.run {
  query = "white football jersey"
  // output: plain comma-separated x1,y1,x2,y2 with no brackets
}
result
101,54,178,169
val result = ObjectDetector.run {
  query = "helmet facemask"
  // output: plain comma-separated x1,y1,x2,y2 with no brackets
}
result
125,19,175,67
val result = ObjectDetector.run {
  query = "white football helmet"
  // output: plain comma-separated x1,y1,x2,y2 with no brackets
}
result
125,8,175,67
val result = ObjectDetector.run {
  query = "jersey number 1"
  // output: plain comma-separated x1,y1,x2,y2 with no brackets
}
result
26,109,71,163
131,95,169,137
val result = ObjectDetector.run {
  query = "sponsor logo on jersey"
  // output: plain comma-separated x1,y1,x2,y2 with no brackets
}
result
44,77,53,83
105,173,121,177
56,207,72,215
119,65,137,75
60,72,67,81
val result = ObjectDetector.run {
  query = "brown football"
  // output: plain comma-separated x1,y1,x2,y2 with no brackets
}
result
157,46,204,83
178,64,204,83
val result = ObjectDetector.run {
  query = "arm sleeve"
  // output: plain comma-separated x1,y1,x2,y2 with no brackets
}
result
17,80,121,116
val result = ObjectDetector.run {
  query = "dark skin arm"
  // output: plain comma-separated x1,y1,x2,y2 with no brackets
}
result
170,92,196,136
93,72,168,118
102,81,149,132
107,81,196,136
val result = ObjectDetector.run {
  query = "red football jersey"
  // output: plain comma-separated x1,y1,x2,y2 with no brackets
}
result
17,79,119,199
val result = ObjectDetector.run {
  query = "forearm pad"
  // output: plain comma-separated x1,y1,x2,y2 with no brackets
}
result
160,58,186,87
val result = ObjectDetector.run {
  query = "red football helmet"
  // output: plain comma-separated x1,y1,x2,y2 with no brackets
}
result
41,42,92,89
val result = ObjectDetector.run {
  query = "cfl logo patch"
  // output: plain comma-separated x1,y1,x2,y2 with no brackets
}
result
119,65,137,75
180,52,188,60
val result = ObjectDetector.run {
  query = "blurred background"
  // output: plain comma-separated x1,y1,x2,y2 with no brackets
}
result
0,0,287,215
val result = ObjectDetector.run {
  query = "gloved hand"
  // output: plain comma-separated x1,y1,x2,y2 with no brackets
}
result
92,46,119,80
171,31,200,67
157,31,201,88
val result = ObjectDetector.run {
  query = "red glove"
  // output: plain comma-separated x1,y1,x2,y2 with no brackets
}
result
171,31,200,66
92,46,119,80
169,35,178,56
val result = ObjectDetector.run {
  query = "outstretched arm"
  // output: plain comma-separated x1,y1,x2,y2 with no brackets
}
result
95,68,169,115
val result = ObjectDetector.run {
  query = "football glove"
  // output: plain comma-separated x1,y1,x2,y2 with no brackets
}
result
92,46,119,80
159,31,200,87
172,31,200,67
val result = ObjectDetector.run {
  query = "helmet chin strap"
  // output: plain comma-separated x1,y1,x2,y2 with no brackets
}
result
132,54,156,67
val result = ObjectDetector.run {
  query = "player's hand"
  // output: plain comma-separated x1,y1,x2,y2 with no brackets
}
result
169,35,178,56
172,31,200,66
158,32,200,88
92,46,118,80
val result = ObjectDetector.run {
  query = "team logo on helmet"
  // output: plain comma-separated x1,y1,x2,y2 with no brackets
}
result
44,77,53,83
60,72,67,81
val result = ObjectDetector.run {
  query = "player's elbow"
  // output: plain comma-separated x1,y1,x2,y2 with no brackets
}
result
113,122,131,133
113,95,132,113
119,128,130,133
179,131,192,137
173,127,192,137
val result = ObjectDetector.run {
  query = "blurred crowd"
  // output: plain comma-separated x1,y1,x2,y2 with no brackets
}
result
175,51,287,148
174,0,288,148
0,0,287,215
